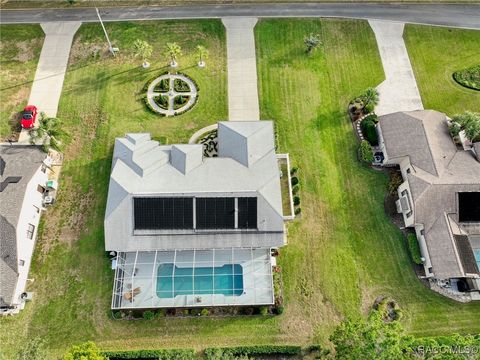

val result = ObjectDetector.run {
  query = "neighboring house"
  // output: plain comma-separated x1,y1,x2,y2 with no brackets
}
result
0,145,49,314
105,121,287,309
377,110,480,297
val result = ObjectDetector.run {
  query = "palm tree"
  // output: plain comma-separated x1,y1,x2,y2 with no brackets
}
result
304,33,322,54
196,45,209,68
133,39,153,68
164,42,182,68
28,113,66,152
360,88,380,113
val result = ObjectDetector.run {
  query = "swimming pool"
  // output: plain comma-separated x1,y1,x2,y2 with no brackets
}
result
156,263,244,298
475,250,480,271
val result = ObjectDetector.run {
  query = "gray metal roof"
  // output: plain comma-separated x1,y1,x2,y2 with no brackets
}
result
104,121,285,252
378,111,480,279
0,145,46,306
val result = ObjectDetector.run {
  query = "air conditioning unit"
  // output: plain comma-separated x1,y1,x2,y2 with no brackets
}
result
20,292,33,301
43,196,55,205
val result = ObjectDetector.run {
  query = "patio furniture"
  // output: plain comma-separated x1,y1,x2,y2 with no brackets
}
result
123,287,141,302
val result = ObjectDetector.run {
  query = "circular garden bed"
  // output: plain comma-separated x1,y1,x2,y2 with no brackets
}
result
146,73,198,116
452,65,480,91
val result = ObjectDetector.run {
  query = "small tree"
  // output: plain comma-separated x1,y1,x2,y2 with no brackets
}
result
164,42,182,68
360,87,380,113
452,111,480,142
304,33,322,55
133,39,153,68
196,45,209,68
64,342,106,360
28,113,67,152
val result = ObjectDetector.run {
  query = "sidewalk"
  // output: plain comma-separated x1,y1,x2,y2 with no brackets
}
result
369,20,423,116
222,17,260,121
18,21,81,143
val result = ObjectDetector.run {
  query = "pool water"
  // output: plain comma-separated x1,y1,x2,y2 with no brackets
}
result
156,263,244,298
475,250,480,271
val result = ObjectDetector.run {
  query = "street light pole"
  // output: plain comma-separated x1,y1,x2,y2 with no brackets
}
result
95,7,117,56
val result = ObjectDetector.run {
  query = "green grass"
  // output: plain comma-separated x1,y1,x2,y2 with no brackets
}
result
256,17,480,341
404,24,480,116
1,19,480,360
0,25,44,140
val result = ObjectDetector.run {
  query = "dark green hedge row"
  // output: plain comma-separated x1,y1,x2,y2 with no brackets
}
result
407,233,422,265
204,345,301,357
101,349,195,360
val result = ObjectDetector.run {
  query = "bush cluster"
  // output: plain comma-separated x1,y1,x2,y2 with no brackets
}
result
358,140,373,164
360,116,379,145
101,349,195,360
204,345,301,358
407,233,423,265
453,64,480,91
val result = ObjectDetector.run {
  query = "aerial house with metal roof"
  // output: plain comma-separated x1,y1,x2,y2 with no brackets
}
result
105,121,288,309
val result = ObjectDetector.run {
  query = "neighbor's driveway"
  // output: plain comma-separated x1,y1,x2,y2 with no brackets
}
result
369,20,423,116
18,22,80,143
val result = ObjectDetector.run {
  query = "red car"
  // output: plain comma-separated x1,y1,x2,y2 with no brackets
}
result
21,105,38,129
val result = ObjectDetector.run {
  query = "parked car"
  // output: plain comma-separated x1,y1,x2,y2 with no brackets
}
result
21,105,38,129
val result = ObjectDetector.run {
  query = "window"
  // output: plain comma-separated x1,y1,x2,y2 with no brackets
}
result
19,260,25,266
237,197,257,229
406,211,413,218
401,190,407,197
37,185,45,194
33,205,40,214
406,168,411,174
196,198,235,229
133,197,193,230
27,224,35,239
41,164,47,173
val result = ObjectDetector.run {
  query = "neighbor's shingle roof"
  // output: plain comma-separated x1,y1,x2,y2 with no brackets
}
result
379,111,480,279
0,145,46,306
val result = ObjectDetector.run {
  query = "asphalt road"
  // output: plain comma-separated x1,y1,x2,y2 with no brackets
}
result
1,3,480,29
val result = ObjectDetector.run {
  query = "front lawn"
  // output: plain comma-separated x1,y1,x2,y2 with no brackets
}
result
0,25,44,140
404,25,480,116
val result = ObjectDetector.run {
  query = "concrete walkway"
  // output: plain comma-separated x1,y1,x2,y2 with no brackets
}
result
18,21,80,143
369,20,423,116
222,17,259,121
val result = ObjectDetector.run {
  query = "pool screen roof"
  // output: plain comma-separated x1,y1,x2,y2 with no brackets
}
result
112,248,274,309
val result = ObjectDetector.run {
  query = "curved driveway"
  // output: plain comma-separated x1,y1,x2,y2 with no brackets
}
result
1,4,480,29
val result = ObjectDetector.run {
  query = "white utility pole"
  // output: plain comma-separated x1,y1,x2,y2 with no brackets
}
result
95,7,117,56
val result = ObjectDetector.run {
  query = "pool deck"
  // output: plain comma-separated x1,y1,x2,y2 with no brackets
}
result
112,248,274,309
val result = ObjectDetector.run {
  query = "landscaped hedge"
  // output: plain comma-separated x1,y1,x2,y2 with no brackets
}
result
453,64,480,91
204,345,301,357
360,116,379,145
102,349,195,360
407,233,422,265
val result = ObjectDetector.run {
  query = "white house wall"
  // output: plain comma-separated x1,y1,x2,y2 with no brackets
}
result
12,165,47,307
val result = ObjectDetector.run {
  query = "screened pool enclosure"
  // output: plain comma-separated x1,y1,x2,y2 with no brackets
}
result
112,248,274,309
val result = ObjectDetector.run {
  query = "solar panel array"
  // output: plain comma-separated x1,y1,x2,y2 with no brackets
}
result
134,197,193,229
133,197,257,230
238,197,257,229
196,197,235,229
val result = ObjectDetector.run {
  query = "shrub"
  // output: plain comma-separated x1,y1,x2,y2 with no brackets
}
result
407,233,423,265
358,140,374,164
191,308,201,316
293,196,300,206
204,345,301,358
291,176,299,186
290,166,298,175
101,349,196,359
142,310,155,320
182,309,190,316
259,306,269,316
156,309,167,318
274,306,284,315
360,118,378,145
452,64,480,91
294,207,301,215
292,184,300,194
388,171,403,195
200,308,209,316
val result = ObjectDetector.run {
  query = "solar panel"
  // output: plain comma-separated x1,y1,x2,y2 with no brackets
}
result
196,197,235,229
133,197,193,230
238,197,257,229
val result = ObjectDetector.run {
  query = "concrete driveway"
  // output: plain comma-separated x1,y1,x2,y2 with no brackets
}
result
369,20,423,116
